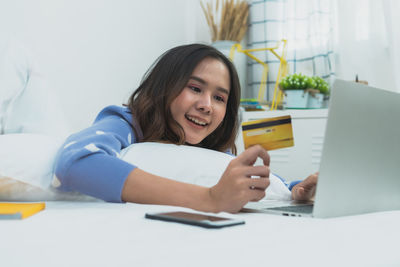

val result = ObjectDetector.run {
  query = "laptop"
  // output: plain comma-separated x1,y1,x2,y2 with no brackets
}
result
243,79,400,218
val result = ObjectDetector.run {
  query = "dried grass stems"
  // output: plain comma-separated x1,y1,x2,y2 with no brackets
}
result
200,0,249,42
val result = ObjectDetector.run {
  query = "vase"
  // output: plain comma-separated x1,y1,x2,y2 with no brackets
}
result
284,90,309,109
212,41,247,99
307,93,324,109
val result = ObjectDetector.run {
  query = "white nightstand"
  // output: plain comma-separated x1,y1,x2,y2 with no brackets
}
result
236,109,328,181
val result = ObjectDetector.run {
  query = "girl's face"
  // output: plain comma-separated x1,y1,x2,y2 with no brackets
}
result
170,57,230,144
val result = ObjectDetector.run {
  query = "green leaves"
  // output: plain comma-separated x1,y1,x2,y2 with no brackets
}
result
279,74,330,95
312,76,330,95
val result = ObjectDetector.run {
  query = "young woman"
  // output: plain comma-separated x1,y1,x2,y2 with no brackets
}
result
54,44,317,213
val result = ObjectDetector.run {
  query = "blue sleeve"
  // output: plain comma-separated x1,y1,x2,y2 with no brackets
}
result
54,106,140,202
272,173,302,191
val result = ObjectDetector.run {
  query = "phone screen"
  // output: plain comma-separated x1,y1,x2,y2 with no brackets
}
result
145,211,245,228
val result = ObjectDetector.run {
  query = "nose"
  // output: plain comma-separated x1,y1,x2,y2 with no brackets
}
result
196,94,212,114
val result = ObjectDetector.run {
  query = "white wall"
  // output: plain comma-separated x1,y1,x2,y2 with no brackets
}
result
2,0,397,134
0,0,210,133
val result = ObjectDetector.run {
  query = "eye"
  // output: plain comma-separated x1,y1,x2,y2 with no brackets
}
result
214,95,226,103
188,85,201,93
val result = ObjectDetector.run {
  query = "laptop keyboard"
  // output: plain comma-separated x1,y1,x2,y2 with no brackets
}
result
267,204,314,214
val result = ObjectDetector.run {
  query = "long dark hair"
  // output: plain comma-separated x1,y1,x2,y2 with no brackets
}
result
127,43,241,154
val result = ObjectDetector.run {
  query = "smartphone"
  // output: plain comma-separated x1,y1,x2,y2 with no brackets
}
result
145,211,245,228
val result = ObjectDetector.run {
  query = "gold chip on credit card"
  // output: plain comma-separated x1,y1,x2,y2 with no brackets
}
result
242,115,294,151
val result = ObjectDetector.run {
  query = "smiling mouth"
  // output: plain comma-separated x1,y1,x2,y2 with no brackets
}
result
185,115,208,126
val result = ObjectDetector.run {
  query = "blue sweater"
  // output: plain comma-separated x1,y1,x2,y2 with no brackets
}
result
54,105,300,202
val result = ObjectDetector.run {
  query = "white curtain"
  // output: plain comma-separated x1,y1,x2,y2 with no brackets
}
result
334,0,400,92
384,0,400,92
246,0,335,101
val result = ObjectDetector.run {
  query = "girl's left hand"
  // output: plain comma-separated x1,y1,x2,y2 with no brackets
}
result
291,172,318,201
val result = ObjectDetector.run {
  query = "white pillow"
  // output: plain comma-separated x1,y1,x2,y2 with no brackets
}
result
0,136,290,201
0,39,71,137
3,67,71,137
0,133,97,201
0,40,28,133
120,142,292,200
0,133,63,189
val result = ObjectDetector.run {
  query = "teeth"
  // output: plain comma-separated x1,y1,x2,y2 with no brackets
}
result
186,115,207,126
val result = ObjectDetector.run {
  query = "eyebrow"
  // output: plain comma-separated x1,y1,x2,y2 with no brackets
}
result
189,76,230,96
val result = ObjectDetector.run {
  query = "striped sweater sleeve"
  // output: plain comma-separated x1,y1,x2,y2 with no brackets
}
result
54,106,139,202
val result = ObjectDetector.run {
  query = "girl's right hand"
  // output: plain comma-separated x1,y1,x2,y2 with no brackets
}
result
209,145,271,213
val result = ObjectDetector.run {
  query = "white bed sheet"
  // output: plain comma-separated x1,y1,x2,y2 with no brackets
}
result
1,201,399,267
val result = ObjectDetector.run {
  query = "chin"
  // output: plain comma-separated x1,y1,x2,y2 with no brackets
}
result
185,136,204,145
185,140,201,145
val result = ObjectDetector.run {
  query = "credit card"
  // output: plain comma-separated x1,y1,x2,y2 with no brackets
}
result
242,115,294,151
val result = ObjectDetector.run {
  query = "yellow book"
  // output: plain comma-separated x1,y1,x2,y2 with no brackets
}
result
0,202,45,219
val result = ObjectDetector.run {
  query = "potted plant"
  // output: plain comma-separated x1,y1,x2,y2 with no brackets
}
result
307,76,330,108
279,73,313,109
279,74,330,109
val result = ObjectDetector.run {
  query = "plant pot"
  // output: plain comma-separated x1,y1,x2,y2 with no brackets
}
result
284,90,309,109
307,93,324,108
